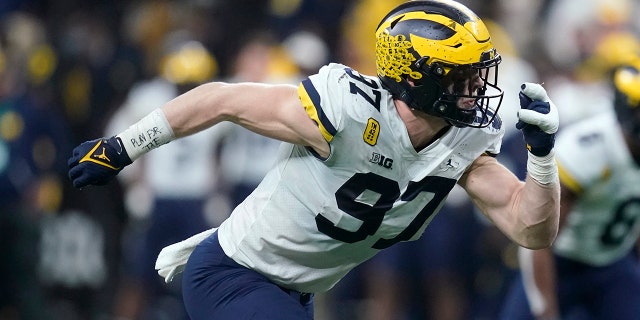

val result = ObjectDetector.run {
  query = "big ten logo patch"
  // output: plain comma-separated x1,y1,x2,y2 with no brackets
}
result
363,118,380,146
370,152,393,169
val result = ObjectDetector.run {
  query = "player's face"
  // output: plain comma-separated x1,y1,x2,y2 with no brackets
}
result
444,66,484,110
456,75,484,110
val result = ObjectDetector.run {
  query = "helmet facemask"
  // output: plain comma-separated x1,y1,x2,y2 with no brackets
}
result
411,55,503,128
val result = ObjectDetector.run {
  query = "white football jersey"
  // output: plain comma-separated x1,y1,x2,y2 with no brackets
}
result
554,111,640,266
217,63,504,293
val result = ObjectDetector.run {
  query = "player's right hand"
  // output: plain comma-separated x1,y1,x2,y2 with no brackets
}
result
68,136,132,188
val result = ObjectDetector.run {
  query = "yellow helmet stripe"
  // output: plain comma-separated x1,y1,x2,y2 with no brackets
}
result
412,11,489,42
377,11,493,65
298,80,337,142
614,61,640,107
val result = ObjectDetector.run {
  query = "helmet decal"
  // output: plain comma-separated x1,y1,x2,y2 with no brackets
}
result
376,33,421,83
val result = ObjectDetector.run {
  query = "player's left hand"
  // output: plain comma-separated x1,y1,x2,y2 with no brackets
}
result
516,82,559,157
68,136,132,188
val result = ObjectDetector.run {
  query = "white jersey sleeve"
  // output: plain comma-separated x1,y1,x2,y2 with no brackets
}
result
217,63,504,293
554,111,640,266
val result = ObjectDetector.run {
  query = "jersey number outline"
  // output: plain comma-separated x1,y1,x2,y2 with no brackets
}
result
600,197,640,246
345,68,381,111
315,173,456,249
315,68,455,249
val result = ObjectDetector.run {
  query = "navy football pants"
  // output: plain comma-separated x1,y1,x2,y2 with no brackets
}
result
182,232,314,319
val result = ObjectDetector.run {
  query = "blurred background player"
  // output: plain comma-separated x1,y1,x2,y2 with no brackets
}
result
216,30,328,208
105,31,227,320
539,0,640,127
500,58,640,320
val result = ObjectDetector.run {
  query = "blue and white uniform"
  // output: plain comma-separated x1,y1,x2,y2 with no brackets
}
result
554,112,640,265
182,63,504,319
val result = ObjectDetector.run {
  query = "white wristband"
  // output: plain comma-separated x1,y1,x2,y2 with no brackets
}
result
526,150,558,185
117,108,175,161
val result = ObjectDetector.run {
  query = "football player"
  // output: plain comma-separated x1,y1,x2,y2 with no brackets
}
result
68,1,560,319
500,59,640,320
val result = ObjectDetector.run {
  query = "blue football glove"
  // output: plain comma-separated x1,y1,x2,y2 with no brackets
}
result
68,136,132,188
516,83,559,157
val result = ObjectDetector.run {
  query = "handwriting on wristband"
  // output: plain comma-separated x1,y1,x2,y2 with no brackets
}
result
130,126,165,151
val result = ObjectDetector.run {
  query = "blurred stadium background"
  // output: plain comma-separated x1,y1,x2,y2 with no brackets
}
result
1,0,638,319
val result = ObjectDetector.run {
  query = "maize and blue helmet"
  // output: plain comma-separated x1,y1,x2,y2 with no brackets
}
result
375,0,504,128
